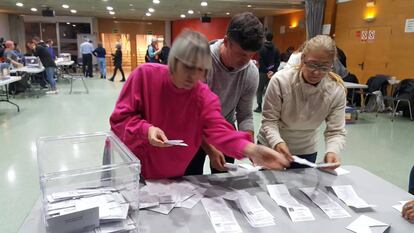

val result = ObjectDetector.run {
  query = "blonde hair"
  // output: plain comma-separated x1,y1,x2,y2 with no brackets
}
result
168,30,212,74
301,35,342,84
302,35,337,61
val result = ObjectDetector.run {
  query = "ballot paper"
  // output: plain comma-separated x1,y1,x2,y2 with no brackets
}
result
300,187,351,219
48,206,100,233
236,194,275,228
164,140,188,146
267,184,315,222
224,163,262,176
346,215,389,233
392,200,410,212
143,180,204,213
201,198,243,233
292,156,340,168
95,217,136,233
331,185,375,209
320,167,350,176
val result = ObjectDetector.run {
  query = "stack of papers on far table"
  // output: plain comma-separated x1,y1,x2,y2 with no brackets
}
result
267,184,315,222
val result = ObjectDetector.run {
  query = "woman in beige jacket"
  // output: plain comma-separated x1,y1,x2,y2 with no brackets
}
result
258,35,346,169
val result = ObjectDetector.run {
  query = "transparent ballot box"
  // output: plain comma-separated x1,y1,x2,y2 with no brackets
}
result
36,132,140,233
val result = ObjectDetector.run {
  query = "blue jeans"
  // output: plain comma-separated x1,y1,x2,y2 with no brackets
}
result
45,67,56,90
97,57,106,77
288,152,318,169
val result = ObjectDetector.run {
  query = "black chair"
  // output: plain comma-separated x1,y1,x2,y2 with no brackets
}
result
384,79,414,121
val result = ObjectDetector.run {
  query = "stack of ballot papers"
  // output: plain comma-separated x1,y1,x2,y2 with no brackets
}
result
299,187,351,219
46,187,135,233
267,184,315,222
320,167,350,176
201,197,243,233
234,193,275,227
139,180,207,214
346,215,389,233
392,200,410,212
224,163,262,176
331,185,376,209
292,155,340,168
164,140,188,146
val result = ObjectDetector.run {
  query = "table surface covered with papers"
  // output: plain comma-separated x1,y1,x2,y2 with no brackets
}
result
19,166,413,233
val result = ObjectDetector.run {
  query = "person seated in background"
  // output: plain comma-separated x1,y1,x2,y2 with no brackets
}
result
110,30,290,179
3,40,23,68
258,35,346,169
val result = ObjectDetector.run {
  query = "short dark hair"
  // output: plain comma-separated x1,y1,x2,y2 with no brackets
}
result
226,12,264,52
32,36,41,43
265,31,273,41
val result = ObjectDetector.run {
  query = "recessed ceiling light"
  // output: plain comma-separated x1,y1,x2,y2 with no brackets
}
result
66,22,70,25
30,8,37,12
153,0,160,4
148,8,154,12
62,4,69,9
129,4,133,7
247,5,252,8
180,14,186,18
146,12,151,16
201,2,208,6
109,11,115,15
188,10,194,14
102,0,108,2
72,24,76,27
107,6,113,11
16,2,23,7
226,12,230,15
70,9,77,13
130,8,135,11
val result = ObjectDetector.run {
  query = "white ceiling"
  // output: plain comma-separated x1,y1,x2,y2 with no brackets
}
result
0,0,305,20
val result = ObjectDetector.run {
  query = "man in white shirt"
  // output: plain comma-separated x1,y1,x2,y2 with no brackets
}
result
80,37,94,77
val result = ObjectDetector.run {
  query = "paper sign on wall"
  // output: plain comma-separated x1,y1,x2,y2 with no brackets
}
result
280,26,286,34
360,30,368,42
322,24,331,35
405,19,414,33
368,30,375,42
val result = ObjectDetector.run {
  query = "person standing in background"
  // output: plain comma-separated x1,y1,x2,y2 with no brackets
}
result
80,37,94,78
185,12,264,175
254,31,280,113
93,43,107,79
146,38,161,63
45,39,56,60
109,43,125,82
159,41,170,65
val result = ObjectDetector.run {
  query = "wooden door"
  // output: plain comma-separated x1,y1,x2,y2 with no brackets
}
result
362,26,391,83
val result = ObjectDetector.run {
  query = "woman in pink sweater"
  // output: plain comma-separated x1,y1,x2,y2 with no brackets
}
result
110,30,290,179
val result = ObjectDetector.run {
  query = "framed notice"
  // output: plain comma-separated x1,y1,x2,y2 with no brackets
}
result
280,26,285,34
405,19,414,33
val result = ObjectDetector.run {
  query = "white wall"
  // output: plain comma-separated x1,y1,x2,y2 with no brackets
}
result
0,13,10,39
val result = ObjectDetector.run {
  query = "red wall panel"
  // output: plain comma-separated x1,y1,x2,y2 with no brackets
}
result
172,17,231,42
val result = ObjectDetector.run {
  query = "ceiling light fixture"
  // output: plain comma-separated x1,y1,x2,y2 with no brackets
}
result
16,2,23,7
30,8,37,12
247,5,252,7
107,6,113,11
148,8,154,12
70,9,77,13
109,11,115,15
72,24,76,27
153,0,160,4
201,2,208,6
188,10,194,14
226,12,230,15
62,4,69,9
129,4,133,7
180,14,186,18
146,12,151,16
66,22,70,25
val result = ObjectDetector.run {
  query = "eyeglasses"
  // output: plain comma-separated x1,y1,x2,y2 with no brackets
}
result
303,61,332,73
